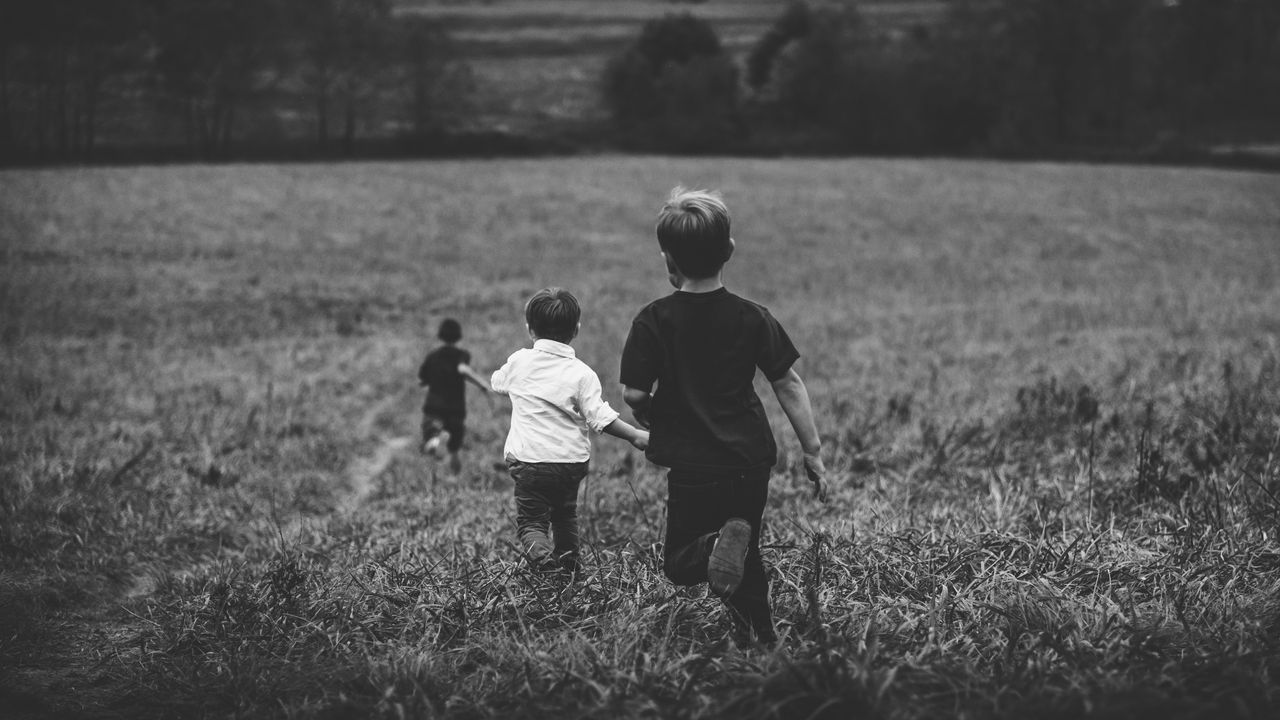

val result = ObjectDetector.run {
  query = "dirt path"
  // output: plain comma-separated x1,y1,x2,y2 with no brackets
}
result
1,392,420,718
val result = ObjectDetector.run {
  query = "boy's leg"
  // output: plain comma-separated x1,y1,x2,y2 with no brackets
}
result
444,415,466,472
662,468,730,586
547,462,589,572
663,466,774,641
510,461,557,569
421,413,445,456
722,468,774,643
444,415,466,453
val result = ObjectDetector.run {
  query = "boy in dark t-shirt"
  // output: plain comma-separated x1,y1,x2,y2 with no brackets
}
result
419,318,490,471
620,187,828,645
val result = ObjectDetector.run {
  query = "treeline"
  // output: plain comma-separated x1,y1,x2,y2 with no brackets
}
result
2,0,1278,165
605,0,1280,158
0,0,471,163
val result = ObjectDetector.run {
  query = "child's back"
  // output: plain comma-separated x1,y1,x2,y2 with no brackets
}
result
493,288,648,573
621,187,826,646
418,318,490,467
419,343,470,415
623,287,797,470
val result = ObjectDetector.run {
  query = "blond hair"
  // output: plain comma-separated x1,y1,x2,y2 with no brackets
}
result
655,186,732,278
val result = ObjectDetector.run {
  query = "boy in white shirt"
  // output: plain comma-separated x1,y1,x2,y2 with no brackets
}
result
491,287,649,573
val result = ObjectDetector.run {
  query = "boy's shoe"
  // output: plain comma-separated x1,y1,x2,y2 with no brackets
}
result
533,555,563,573
422,436,443,458
708,518,751,597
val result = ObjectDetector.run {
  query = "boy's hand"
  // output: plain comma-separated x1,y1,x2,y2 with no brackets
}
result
632,430,650,452
623,388,652,429
802,452,828,503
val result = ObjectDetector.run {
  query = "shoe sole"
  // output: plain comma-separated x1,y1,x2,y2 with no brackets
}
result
708,518,751,597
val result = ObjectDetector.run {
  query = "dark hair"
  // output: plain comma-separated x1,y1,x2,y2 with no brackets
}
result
525,287,580,343
437,318,462,343
655,186,732,279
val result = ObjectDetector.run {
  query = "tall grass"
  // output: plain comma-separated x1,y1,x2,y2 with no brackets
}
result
2,158,1279,718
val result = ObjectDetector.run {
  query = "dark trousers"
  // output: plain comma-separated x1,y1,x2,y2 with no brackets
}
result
421,409,465,452
663,466,773,637
510,460,589,570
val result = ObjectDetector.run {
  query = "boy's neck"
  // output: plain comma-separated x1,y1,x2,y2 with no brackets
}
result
677,274,725,294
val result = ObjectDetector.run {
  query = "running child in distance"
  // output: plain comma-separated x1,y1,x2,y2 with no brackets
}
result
418,318,491,472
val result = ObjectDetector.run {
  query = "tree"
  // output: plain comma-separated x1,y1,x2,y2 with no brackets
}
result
926,0,1153,152
746,1,812,93
744,2,889,151
0,0,146,161
295,0,393,152
394,16,474,140
602,13,742,151
150,0,291,158
1155,0,1280,141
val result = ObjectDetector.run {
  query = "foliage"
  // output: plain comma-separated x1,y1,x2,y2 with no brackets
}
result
2,0,1279,161
927,0,1280,152
296,0,395,150
149,0,294,158
745,1,812,93
602,13,742,152
0,0,472,162
743,0,1280,155
0,0,148,158
395,15,476,139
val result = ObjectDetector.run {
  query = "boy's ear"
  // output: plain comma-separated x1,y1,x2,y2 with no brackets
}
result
661,251,683,289
573,322,581,340
725,237,735,263
526,323,536,340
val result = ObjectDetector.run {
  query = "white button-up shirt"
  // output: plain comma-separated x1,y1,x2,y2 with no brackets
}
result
491,339,621,463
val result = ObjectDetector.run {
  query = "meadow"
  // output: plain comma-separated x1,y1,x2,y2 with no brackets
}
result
2,157,1279,719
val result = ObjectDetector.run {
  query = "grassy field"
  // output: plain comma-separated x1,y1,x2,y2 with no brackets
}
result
2,157,1280,719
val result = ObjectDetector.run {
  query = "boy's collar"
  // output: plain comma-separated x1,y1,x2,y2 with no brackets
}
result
532,338,576,358
675,286,729,296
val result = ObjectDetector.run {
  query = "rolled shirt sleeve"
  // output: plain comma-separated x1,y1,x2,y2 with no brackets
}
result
490,354,516,395
577,371,620,433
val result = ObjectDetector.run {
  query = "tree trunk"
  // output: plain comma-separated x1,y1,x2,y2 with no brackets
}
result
317,89,329,149
56,46,69,156
83,74,99,160
220,104,234,158
343,96,356,154
0,45,10,152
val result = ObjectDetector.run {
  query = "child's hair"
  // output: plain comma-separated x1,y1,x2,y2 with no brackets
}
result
525,287,580,343
437,318,462,343
656,186,732,279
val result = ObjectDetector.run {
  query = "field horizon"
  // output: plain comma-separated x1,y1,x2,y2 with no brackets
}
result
2,156,1279,719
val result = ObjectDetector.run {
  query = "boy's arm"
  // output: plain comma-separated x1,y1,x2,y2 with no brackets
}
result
623,387,652,429
489,358,513,396
602,418,649,451
770,367,828,502
458,363,492,394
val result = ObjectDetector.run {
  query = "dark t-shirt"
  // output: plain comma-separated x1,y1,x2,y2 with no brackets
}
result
419,345,471,416
619,288,800,470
